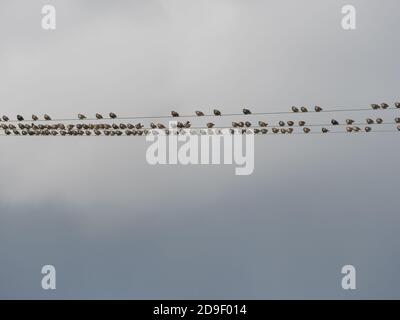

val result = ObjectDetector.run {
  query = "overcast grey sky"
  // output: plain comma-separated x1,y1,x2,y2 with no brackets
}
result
0,0,400,299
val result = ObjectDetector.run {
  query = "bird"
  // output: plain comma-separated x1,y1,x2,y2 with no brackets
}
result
2,116,9,122
96,113,103,119
346,127,353,133
331,119,339,125
365,126,372,132
298,121,306,126
303,127,310,133
253,128,260,134
207,123,214,128
395,117,400,124
272,128,279,134
366,118,374,124
300,106,308,112
157,123,166,129
243,108,252,115
184,121,191,128
353,126,361,132
171,111,179,117
279,121,285,127
280,128,287,134
127,124,135,129
150,122,157,129
112,124,119,130
245,121,251,127
397,125,400,131
261,129,268,134
109,112,117,119
195,111,204,116
232,122,239,128
120,123,127,129
258,121,267,127
287,128,294,134
78,114,86,120
346,119,355,125
287,121,294,126
376,118,383,124
32,115,39,121
237,122,245,127
17,115,24,121
136,123,144,129
213,109,221,116
371,104,380,109
322,128,329,133
292,106,299,113
395,102,400,108
314,106,323,112
44,114,52,121
381,103,389,109
177,122,184,129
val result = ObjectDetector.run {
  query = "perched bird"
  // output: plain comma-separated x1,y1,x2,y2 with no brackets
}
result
229,128,235,134
314,106,323,112
287,121,294,126
258,121,268,127
232,122,239,128
261,129,268,134
109,112,117,119
280,128,287,134
346,119,354,125
395,117,400,123
397,125,400,131
150,122,157,129
96,113,103,119
120,123,127,129
303,127,310,133
78,114,86,120
298,121,306,126
381,103,389,109
213,109,221,116
300,106,308,112
376,118,383,124
395,102,400,108
253,128,260,134
353,126,361,132
195,111,204,116
184,121,191,128
366,118,374,124
237,122,245,127
371,104,380,110
136,123,144,129
32,115,39,121
171,111,179,117
287,128,294,134
322,127,329,133
2,116,9,122
272,128,279,134
243,108,252,115
157,123,166,129
207,123,215,128
176,122,184,129
17,115,24,121
346,127,353,133
127,124,135,129
331,119,339,125
245,121,251,127
44,114,52,121
112,124,119,130
278,121,285,127
365,126,372,132
292,106,299,113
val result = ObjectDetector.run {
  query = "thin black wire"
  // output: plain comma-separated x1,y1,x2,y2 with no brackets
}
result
1,106,399,123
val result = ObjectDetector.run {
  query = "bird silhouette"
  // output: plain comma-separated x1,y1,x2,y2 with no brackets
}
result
298,121,306,126
32,115,39,121
17,115,24,121
346,119,355,125
261,129,268,134
366,118,374,124
272,128,279,134
213,109,221,116
381,103,389,109
44,114,52,121
258,121,268,127
78,114,86,120
365,126,372,132
395,117,400,123
245,121,251,127
314,106,323,112
96,113,103,119
109,112,117,119
207,123,215,128
157,123,166,129
287,121,294,126
371,104,380,109
150,122,157,129
346,127,353,132
243,108,251,115
331,119,339,125
287,128,294,134
171,111,179,117
303,127,310,133
376,118,383,124
322,128,329,133
279,121,285,127
395,102,400,108
300,107,308,112
292,106,299,113
195,111,204,116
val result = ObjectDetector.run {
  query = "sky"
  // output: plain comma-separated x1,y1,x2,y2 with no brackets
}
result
0,0,400,299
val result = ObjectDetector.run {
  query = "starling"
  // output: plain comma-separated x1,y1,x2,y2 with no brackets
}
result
17,115,24,121
2,116,9,122
278,121,285,127
314,106,323,112
298,121,306,126
120,123,127,129
254,128,260,134
376,118,383,124
237,122,245,127
195,111,204,116
280,128,287,134
300,107,308,112
395,102,400,108
150,122,157,129
287,121,294,126
171,111,179,117
381,103,389,109
331,119,339,125
366,118,374,124
365,126,372,132
109,112,117,119
243,108,251,115
96,113,103,119
261,129,268,134
322,127,329,133
213,109,221,116
258,121,267,127
346,127,353,132
371,104,380,110
353,126,361,132
184,121,191,128
346,119,354,125
292,106,299,113
135,123,144,129
303,127,310,133
32,115,39,121
245,121,251,127
397,125,400,131
44,114,51,121
395,117,400,123
157,123,166,129
272,128,279,134
78,114,86,120
207,123,215,128
287,128,294,134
